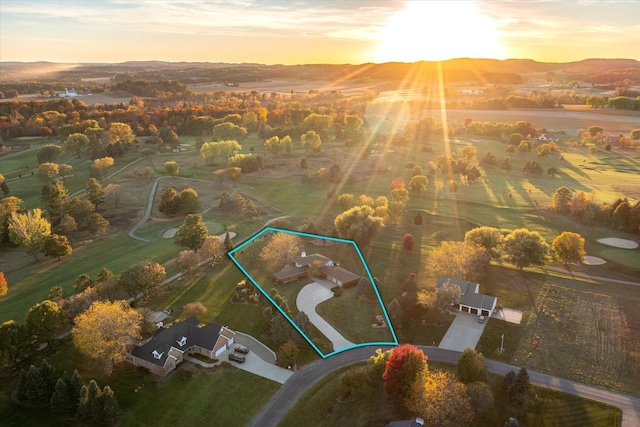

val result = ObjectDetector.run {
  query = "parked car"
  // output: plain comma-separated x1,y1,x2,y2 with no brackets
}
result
478,315,486,323
228,353,246,363
235,345,249,354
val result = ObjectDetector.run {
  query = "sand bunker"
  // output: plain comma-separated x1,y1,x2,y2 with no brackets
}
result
219,231,236,239
583,255,606,265
163,228,177,238
597,238,639,249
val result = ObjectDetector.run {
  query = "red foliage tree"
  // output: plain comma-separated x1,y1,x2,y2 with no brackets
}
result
402,233,414,251
390,177,405,190
382,344,428,402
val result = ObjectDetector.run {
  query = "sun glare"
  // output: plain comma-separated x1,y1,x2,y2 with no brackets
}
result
374,1,504,62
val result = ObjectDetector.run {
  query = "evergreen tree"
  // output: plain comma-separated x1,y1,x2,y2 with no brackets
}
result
100,385,121,426
67,370,85,413
77,380,101,426
50,377,73,414
224,231,234,253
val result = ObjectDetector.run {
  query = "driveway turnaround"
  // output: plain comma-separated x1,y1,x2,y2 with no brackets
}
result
296,282,355,351
226,349,293,384
438,312,487,352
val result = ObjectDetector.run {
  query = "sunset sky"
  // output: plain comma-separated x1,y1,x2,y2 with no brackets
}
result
1,0,638,64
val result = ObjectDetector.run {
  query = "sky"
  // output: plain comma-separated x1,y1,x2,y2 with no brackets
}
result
1,0,639,64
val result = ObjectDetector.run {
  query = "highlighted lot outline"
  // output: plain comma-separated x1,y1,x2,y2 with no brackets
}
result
228,227,399,358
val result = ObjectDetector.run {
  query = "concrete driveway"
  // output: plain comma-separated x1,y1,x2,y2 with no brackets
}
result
225,349,293,384
438,312,487,352
296,282,355,351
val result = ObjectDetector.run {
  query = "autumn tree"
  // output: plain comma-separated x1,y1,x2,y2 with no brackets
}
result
466,381,494,415
259,232,304,270
118,261,166,298
109,122,135,144
8,209,52,261
182,302,207,316
503,228,551,270
104,183,123,208
175,214,208,252
552,231,586,267
301,130,322,153
38,162,60,182
276,339,299,368
462,145,477,162
91,157,114,180
436,280,462,308
41,179,69,225
0,272,7,296
409,175,428,194
456,348,488,384
402,233,414,251
72,300,142,374
176,250,200,275
163,161,179,178
159,187,180,215
464,226,502,259
382,344,428,404
212,122,247,142
406,370,473,427
26,300,63,346
334,205,384,246
337,193,355,211
426,241,490,282
552,186,573,213
200,235,224,262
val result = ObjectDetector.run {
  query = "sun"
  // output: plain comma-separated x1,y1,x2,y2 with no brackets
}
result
374,1,505,62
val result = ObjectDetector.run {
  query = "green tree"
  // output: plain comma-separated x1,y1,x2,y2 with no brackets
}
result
159,187,180,215
224,231,234,253
503,228,550,270
456,348,488,384
88,212,109,238
259,232,304,270
64,133,89,158
508,133,524,145
426,241,490,282
26,300,63,346
212,122,247,142
175,214,208,252
43,233,72,260
37,144,65,164
86,178,105,209
552,231,586,267
0,320,34,366
41,179,69,225
466,381,494,414
48,285,65,301
8,209,52,261
464,226,502,259
303,113,333,137
462,145,477,162
118,261,166,298
163,161,179,178
179,188,200,214
73,301,143,374
50,377,74,415
200,141,220,164
552,186,573,213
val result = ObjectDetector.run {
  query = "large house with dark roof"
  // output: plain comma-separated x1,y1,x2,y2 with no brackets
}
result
126,315,235,376
273,252,360,287
436,277,497,317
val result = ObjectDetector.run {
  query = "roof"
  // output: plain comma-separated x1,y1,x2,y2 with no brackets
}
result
436,276,496,311
273,266,308,281
293,253,331,267
320,265,360,284
436,277,476,295
130,316,223,366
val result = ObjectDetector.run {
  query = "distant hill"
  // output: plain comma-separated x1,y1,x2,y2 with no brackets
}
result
2,58,639,85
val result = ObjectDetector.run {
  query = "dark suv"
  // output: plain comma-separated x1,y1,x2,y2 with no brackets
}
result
234,345,249,354
228,353,246,363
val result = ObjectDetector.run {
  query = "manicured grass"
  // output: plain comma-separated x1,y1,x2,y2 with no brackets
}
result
278,362,621,427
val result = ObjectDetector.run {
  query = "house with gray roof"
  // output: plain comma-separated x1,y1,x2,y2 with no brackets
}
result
126,315,235,376
273,252,360,287
436,277,497,317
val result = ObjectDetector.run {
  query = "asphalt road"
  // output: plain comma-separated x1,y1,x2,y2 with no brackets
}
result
248,345,640,427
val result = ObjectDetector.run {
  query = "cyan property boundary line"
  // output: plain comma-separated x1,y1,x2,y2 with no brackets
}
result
227,227,399,358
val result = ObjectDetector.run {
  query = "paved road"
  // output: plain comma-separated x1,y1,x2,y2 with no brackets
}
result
248,345,640,427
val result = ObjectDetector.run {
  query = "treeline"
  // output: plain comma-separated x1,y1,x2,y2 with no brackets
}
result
111,79,190,97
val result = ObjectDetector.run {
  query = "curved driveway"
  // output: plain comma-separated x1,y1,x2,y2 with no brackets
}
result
248,345,640,427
